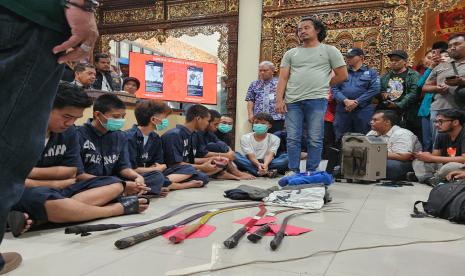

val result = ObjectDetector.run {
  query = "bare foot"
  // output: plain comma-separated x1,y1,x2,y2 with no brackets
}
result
216,171,241,180
169,180,204,190
138,198,149,213
238,172,256,180
159,187,170,198
7,211,33,237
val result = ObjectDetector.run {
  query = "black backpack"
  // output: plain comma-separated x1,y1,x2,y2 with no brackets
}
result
412,181,465,223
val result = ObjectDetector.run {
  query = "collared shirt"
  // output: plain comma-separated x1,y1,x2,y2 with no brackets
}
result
36,126,81,169
76,121,131,176
194,130,222,157
245,77,284,120
161,124,200,166
332,65,380,108
125,124,164,169
427,59,465,111
367,125,421,153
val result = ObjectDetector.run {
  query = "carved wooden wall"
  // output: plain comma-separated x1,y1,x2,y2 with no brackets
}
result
96,0,239,119
260,0,463,72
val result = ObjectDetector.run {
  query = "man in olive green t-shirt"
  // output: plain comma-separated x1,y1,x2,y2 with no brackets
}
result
0,1,98,273
276,16,347,173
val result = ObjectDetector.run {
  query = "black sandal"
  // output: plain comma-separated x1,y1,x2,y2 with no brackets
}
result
118,196,150,215
7,211,27,238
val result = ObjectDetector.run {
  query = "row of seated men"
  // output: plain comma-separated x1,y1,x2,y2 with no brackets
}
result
7,83,290,236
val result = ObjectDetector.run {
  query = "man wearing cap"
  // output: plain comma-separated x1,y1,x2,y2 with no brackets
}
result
378,50,420,134
332,48,380,140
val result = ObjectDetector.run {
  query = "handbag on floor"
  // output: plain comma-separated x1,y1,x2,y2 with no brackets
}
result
412,181,465,223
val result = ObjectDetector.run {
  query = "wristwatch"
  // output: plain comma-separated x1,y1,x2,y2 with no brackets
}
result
65,0,100,13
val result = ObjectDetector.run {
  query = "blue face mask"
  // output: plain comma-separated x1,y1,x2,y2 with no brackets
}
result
253,123,268,134
155,118,169,131
218,123,233,133
100,115,125,131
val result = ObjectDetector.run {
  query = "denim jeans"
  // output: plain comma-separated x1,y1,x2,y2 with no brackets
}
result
386,160,413,181
430,110,439,149
334,104,374,140
421,116,432,152
234,152,289,176
0,7,65,269
286,99,328,172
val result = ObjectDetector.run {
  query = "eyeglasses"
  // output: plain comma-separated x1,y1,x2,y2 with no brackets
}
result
433,119,454,125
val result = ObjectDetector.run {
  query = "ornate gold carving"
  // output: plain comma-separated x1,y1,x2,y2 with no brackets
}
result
168,0,227,19
100,29,167,53
102,5,163,25
228,0,239,12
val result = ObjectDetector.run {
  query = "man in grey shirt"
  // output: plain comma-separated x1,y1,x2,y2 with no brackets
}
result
276,16,347,173
423,34,465,145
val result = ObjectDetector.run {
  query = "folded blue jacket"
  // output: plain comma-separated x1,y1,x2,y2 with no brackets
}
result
278,171,334,187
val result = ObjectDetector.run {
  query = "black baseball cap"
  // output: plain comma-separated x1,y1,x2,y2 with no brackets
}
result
346,48,365,57
387,50,408,60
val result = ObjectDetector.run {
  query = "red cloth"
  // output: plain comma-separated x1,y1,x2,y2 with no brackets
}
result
162,224,216,240
325,90,336,122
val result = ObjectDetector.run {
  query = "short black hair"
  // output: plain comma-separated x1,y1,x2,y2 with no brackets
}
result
74,63,95,73
448,34,465,42
53,82,93,110
438,109,465,124
94,53,110,63
208,109,221,122
253,112,274,124
432,41,449,51
93,93,126,114
186,104,210,122
299,16,327,42
134,100,172,126
375,110,399,126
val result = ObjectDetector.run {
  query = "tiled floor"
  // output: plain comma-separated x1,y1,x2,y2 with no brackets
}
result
3,179,465,276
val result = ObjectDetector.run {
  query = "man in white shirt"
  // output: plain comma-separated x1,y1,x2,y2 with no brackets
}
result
367,110,421,180
234,113,288,177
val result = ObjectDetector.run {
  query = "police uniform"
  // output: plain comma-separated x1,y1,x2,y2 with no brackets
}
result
12,126,121,222
77,121,164,195
332,49,380,140
161,125,209,185
125,125,201,187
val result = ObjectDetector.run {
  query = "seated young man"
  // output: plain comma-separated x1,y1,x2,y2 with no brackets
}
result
162,105,226,183
214,115,234,147
234,112,288,177
126,100,205,190
195,109,255,180
9,84,149,237
366,110,421,181
77,94,165,196
412,109,465,186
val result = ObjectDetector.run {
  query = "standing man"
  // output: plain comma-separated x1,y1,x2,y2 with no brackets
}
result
246,61,285,133
0,0,98,273
332,48,380,140
276,16,348,173
378,50,420,134
93,53,114,92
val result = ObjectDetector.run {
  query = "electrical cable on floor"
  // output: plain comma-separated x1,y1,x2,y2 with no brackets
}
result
166,235,465,276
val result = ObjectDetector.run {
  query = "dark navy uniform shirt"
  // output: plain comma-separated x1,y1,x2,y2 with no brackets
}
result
332,65,380,108
37,126,81,168
125,124,164,169
194,130,221,157
76,121,131,176
161,125,198,166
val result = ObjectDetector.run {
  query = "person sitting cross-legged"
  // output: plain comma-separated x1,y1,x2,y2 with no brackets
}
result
411,109,465,186
234,112,288,177
9,84,149,237
76,94,165,197
366,110,421,181
126,100,205,190
195,109,255,180
162,105,225,183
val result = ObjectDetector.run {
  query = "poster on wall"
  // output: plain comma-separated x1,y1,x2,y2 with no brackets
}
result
130,52,217,104
436,5,465,37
